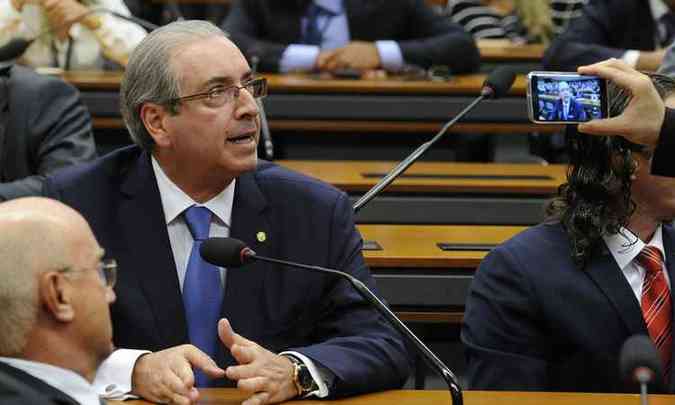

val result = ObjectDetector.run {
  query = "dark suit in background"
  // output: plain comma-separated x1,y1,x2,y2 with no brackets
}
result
462,222,675,392
0,362,78,405
0,65,95,202
222,0,480,73
44,145,411,397
543,0,657,71
546,98,588,122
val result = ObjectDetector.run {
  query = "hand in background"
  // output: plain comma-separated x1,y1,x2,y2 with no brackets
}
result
577,58,665,146
317,41,381,71
219,318,298,405
41,0,90,40
132,344,225,405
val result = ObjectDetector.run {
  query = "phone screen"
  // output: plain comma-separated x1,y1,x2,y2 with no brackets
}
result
528,73,608,123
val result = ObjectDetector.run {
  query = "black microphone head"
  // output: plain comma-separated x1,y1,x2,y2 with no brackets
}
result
200,237,252,268
619,334,663,389
481,67,516,99
0,38,33,62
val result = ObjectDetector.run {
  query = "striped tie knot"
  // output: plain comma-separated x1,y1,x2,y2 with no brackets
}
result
636,246,664,277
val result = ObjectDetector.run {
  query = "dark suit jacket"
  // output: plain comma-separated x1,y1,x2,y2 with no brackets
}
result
0,362,79,405
543,0,657,71
462,222,675,392
44,145,411,397
653,107,675,178
546,98,588,122
0,65,96,202
222,0,480,73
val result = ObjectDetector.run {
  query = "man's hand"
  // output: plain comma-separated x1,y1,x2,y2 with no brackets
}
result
317,41,381,71
577,58,665,147
132,344,225,405
219,318,298,405
42,0,90,40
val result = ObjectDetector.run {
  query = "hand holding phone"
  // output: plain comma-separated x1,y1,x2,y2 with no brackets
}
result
527,72,609,124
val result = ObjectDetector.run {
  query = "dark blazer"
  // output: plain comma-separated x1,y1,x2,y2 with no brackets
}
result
653,107,675,178
462,222,675,392
543,0,657,71
0,65,96,202
43,146,411,397
546,98,588,122
222,0,480,73
0,362,79,405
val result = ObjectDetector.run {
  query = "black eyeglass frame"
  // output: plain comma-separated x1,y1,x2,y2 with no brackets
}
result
169,77,268,107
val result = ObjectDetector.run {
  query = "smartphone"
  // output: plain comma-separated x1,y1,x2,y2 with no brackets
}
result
526,71,609,124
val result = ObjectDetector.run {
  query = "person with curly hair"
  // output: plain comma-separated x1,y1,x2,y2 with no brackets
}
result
462,73,675,392
0,0,147,69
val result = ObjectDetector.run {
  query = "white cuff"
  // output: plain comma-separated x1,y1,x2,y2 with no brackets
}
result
622,50,640,68
375,40,404,72
279,44,321,73
279,351,331,398
93,348,150,400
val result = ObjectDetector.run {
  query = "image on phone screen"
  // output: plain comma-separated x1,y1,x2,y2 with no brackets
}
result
530,74,606,123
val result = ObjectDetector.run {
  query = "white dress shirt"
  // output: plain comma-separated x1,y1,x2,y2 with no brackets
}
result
0,357,102,405
603,225,672,303
622,0,670,67
279,0,403,73
0,0,146,69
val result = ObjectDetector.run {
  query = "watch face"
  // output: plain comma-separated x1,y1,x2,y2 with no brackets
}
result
298,366,316,391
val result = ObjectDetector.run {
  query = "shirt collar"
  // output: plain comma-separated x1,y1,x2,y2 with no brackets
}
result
651,0,671,21
151,156,235,227
314,0,343,15
603,225,666,270
0,357,100,405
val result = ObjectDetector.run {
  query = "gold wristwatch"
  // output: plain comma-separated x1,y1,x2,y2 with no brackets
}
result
286,355,318,396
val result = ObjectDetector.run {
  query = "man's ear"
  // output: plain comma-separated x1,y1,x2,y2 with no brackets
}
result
39,272,75,323
140,103,174,149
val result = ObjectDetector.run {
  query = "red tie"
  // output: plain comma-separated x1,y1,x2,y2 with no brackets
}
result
636,246,672,381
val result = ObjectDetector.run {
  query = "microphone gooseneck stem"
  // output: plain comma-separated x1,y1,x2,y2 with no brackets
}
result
352,94,486,213
640,382,648,405
248,253,463,405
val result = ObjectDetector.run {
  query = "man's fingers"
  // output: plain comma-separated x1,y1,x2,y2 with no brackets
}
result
578,117,630,136
163,366,194,398
237,376,268,393
242,391,270,405
218,318,254,348
226,363,257,380
181,345,225,377
231,344,256,364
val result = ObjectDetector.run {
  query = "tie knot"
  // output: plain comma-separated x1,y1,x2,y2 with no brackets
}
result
184,205,212,241
637,246,665,275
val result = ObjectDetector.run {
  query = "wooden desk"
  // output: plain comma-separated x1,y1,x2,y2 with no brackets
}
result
112,388,675,405
477,39,546,63
277,160,567,195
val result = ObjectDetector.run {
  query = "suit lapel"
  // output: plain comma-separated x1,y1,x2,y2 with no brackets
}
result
584,247,647,337
118,152,188,348
662,225,675,392
0,362,80,405
344,0,380,40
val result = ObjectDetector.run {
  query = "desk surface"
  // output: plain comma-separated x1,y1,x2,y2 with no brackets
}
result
112,388,674,405
357,224,526,268
277,160,567,195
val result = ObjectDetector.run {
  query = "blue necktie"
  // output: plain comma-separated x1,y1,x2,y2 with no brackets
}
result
303,3,325,46
182,206,223,387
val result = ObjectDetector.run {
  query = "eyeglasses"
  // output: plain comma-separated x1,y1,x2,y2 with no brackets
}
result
171,77,268,109
58,258,117,289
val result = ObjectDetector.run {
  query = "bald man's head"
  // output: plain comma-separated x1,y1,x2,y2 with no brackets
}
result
0,198,103,356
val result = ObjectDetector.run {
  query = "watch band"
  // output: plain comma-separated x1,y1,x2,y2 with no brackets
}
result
285,354,318,396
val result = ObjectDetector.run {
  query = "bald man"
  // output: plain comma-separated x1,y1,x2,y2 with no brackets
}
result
0,197,116,405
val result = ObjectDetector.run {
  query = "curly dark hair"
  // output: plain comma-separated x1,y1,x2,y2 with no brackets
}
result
545,73,675,269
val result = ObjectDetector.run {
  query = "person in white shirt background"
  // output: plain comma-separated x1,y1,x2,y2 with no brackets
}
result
0,0,147,69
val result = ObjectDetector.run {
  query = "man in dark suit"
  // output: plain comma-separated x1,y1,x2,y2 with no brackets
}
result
0,64,96,201
462,73,675,392
221,0,480,73
0,197,118,405
545,81,588,122
543,0,675,71
45,20,411,405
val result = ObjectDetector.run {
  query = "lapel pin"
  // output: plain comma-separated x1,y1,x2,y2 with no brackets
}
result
256,231,267,243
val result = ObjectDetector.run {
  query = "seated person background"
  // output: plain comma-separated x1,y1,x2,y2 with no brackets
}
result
444,0,529,43
222,0,480,74
0,64,96,201
0,0,147,69
549,0,588,37
0,197,117,405
543,0,675,71
545,80,588,121
462,73,675,392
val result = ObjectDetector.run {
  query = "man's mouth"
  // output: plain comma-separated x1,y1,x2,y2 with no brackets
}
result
227,133,255,144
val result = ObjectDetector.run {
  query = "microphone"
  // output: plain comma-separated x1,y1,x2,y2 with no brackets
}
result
200,237,464,405
250,53,274,160
0,8,158,62
352,67,516,212
620,335,663,405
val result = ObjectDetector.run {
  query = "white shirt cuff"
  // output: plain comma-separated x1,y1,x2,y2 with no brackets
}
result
622,50,641,68
279,44,320,73
93,348,150,400
375,40,404,72
279,351,332,398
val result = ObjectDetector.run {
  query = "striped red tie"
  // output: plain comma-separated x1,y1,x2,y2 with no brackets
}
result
636,246,672,382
